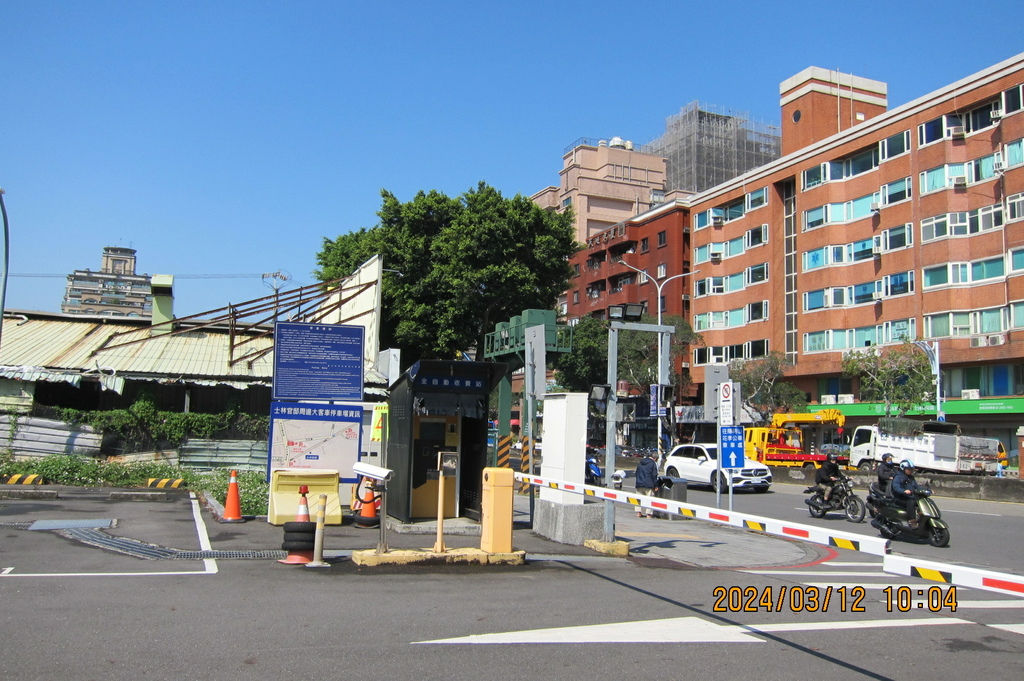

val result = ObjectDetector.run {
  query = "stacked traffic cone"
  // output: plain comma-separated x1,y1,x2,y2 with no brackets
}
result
279,485,315,564
220,470,245,523
352,476,380,528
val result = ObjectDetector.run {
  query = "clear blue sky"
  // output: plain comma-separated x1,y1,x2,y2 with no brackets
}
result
1,0,1020,316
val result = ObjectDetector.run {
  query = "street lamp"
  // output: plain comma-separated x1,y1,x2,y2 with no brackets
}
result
616,260,700,456
913,340,942,421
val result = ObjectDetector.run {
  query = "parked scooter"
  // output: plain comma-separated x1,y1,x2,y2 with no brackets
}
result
869,485,950,547
585,456,604,486
803,474,866,523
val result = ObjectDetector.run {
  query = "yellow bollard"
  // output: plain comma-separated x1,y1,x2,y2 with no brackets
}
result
480,467,515,554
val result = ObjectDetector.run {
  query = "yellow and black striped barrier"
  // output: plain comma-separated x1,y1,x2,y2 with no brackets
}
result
146,478,186,489
3,473,44,485
496,435,513,469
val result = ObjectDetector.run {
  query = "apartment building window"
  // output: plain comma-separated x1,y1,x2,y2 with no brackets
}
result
693,340,769,365
920,204,1004,241
853,281,876,305
640,237,649,253
1004,84,1023,114
918,114,962,146
746,187,768,211
746,263,768,285
879,130,911,160
745,224,768,248
657,263,667,278
965,101,1001,133
875,223,913,252
572,263,580,276
561,197,572,210
1007,139,1023,167
877,271,914,297
881,177,912,205
724,199,745,222
927,310,1004,337
657,231,667,247
1012,247,1024,271
572,291,580,304
748,300,768,321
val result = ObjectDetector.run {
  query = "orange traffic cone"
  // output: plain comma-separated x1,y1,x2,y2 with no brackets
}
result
220,470,245,523
352,476,380,528
279,485,314,565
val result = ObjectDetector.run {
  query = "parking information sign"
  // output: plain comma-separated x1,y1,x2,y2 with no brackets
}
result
720,426,745,469
273,322,364,401
718,380,734,426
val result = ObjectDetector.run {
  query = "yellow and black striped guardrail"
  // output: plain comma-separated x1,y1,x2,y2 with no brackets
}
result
146,478,186,489
496,435,513,469
2,473,44,485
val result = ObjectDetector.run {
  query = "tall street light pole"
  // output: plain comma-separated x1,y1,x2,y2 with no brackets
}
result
913,340,943,421
617,260,699,457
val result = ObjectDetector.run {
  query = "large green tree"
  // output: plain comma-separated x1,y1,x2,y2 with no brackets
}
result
316,183,578,363
841,341,934,417
730,351,807,424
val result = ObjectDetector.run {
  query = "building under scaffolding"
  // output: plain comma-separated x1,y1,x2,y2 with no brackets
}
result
648,101,781,194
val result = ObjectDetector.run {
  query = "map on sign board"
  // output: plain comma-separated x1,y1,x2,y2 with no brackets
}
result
268,402,362,482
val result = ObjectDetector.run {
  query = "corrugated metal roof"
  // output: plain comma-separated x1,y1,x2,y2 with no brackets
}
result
1,316,273,380
1,314,388,390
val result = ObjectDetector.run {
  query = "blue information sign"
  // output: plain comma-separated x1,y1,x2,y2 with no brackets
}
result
720,425,745,469
273,322,364,401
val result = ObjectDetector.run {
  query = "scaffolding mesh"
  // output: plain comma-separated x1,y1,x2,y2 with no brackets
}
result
647,101,781,194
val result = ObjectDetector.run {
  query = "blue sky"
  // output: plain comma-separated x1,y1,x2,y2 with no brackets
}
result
1,0,1021,316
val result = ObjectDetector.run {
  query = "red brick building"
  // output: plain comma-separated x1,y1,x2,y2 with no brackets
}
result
565,53,1024,448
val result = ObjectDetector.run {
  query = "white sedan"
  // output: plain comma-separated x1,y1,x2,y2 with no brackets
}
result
660,443,772,492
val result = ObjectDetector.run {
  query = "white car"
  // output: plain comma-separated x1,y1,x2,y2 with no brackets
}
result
661,443,772,492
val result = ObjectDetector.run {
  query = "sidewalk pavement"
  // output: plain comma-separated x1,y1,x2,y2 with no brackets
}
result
201,488,823,569
0,485,822,569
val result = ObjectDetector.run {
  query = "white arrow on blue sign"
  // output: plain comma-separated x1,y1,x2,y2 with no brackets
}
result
720,426,745,469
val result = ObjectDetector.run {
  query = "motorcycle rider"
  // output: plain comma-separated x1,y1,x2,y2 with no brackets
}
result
876,453,899,492
814,452,842,505
890,460,922,527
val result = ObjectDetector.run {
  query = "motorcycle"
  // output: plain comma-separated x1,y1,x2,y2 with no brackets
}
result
585,456,604,486
803,474,866,523
869,485,950,547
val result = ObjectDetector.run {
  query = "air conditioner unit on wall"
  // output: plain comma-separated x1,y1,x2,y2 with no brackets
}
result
870,202,881,213
988,334,1006,345
837,394,854,404
970,336,989,348
993,158,1006,172
872,291,885,301
711,215,725,226
990,107,1004,121
949,126,965,138
820,395,837,405
960,389,981,400
951,175,968,187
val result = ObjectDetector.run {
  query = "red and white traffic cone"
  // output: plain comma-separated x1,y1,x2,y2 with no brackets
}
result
220,470,245,523
279,485,314,565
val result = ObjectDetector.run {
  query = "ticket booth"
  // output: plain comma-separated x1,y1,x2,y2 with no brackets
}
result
386,360,506,523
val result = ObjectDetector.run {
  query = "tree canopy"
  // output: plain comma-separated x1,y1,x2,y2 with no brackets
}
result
841,341,934,417
552,314,700,395
730,351,807,424
315,183,578,364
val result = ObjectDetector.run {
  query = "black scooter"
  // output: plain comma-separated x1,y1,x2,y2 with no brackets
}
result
869,484,950,547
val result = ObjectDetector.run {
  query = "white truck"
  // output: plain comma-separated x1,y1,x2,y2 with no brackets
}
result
849,418,1001,475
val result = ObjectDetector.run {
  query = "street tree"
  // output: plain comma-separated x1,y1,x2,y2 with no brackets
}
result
841,341,933,417
730,351,807,424
316,183,578,363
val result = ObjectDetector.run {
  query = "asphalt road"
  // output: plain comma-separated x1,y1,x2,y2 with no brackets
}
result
676,481,1024,573
1,487,1022,681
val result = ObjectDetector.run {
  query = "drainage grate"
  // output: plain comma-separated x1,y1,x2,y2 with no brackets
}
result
28,519,114,531
173,550,287,560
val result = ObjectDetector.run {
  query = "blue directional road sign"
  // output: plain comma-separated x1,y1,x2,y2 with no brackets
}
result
720,426,745,469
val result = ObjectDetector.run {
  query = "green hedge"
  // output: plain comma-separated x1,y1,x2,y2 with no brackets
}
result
0,455,270,516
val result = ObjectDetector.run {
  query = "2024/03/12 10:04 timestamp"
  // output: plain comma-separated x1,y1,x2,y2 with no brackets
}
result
712,586,957,613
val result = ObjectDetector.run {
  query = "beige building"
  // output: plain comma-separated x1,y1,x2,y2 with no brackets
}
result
61,246,152,317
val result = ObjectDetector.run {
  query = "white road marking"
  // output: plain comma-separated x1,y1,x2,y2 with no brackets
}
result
741,571,886,576
943,509,1001,517
990,623,1024,635
826,562,882,567
416,616,969,645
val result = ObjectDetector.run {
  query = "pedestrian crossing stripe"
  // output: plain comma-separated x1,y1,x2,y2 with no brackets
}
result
912,566,953,583
744,520,765,531
829,537,861,551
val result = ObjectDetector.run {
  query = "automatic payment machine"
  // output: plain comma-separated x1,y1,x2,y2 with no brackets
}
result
385,360,506,522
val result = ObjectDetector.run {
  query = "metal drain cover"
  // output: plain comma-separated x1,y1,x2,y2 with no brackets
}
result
28,519,114,531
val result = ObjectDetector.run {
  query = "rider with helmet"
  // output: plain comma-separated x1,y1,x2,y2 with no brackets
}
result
814,451,842,504
876,453,899,491
890,460,922,524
